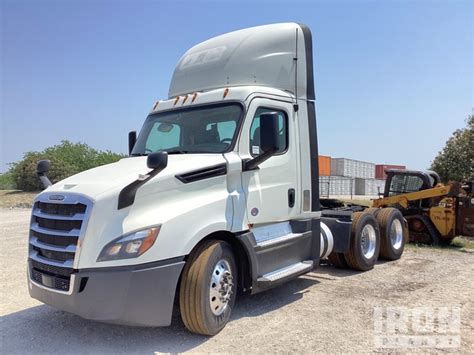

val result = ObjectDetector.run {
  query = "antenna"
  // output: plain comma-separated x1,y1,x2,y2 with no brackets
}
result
293,28,299,112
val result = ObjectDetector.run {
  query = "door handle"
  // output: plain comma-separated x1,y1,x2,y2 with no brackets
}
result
288,188,295,208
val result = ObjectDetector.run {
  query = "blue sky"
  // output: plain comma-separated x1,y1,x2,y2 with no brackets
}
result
1,0,472,172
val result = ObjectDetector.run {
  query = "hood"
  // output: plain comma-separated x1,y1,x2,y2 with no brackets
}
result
46,154,227,200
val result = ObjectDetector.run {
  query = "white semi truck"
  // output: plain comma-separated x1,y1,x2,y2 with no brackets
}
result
28,23,407,335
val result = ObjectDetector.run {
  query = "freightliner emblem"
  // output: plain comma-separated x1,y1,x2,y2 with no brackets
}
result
49,195,65,201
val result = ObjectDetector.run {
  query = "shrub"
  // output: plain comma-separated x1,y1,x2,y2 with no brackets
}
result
9,141,125,191
0,172,17,190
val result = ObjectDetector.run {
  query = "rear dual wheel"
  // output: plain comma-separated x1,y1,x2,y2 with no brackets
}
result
330,208,407,270
328,211,380,270
327,251,348,269
364,207,381,218
344,212,381,271
377,208,407,260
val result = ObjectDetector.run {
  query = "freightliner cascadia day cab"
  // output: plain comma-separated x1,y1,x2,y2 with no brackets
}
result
28,23,408,335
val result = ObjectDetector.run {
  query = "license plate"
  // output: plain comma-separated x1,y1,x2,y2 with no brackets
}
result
41,274,54,288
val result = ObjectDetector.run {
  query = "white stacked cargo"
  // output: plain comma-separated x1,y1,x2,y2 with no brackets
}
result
319,176,355,196
354,178,386,196
326,158,377,196
330,158,375,179
319,176,329,197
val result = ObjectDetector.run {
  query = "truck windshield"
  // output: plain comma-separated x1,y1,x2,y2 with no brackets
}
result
131,103,243,155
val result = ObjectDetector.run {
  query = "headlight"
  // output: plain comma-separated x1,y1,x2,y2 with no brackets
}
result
97,226,161,261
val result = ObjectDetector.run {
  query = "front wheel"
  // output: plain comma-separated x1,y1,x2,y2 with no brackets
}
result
179,240,237,335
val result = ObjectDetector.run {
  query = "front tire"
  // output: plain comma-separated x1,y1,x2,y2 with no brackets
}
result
179,240,237,335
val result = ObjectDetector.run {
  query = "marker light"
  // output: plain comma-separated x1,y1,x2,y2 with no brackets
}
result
97,226,161,261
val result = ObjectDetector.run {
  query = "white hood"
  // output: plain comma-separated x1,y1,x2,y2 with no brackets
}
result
46,154,227,200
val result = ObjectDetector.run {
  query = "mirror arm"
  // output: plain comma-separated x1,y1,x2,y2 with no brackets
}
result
36,160,52,189
117,166,164,210
38,175,52,189
118,152,168,210
243,149,276,171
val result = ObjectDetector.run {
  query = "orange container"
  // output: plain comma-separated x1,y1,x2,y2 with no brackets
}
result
375,164,406,179
318,155,331,176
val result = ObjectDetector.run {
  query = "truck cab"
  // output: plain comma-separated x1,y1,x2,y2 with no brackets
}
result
27,23,406,335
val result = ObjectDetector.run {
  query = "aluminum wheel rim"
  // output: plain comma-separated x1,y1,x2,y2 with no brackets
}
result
361,224,376,259
209,259,233,316
390,219,403,250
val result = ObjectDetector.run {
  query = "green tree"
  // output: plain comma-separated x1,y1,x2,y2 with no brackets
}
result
9,141,125,191
430,114,474,183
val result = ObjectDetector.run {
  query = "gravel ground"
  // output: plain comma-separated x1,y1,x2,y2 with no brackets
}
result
0,191,37,208
1,208,473,354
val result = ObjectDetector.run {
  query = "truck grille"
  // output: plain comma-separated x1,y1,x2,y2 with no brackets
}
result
28,194,92,292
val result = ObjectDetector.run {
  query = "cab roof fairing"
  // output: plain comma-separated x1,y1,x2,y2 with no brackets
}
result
168,23,312,101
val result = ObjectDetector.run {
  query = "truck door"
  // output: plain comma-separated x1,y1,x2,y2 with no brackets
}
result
240,98,300,224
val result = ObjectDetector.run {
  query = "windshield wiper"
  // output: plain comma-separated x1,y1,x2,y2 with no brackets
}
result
166,150,188,154
131,149,189,156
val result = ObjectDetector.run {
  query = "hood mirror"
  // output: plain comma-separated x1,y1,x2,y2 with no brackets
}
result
147,151,168,170
36,160,52,189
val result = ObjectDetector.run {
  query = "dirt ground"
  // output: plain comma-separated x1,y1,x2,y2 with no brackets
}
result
0,190,37,208
1,208,473,354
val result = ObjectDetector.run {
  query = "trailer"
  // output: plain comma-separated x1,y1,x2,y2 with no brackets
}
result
27,23,408,335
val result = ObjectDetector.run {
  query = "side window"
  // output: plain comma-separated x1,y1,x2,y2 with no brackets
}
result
145,122,181,152
249,108,288,156
389,175,424,196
